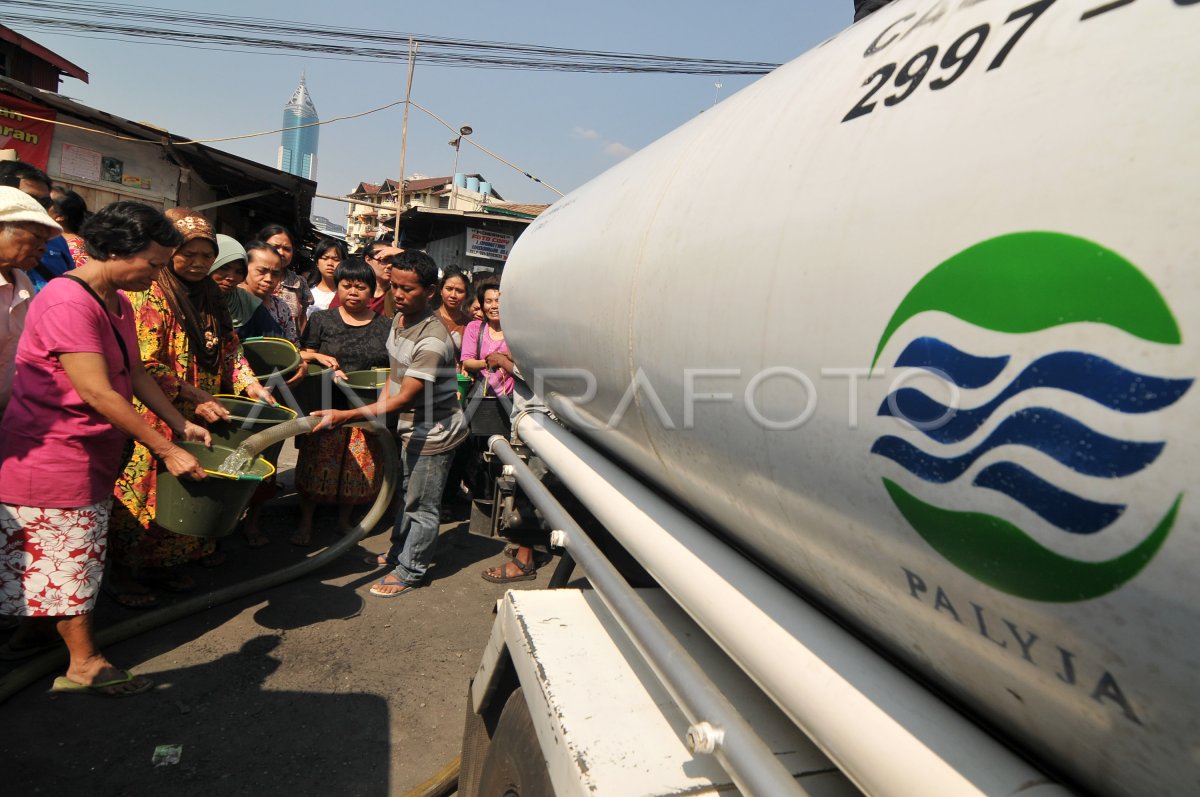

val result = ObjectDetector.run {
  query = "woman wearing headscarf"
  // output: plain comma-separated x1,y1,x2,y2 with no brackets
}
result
107,209,271,606
208,233,249,305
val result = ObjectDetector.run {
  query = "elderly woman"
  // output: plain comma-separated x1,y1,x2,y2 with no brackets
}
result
237,241,297,342
255,223,312,334
209,234,249,306
107,209,271,606
0,201,208,694
232,240,333,545
0,187,60,420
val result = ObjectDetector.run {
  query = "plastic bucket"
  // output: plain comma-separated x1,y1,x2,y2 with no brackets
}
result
156,441,275,538
207,395,297,465
337,369,398,429
456,372,471,405
242,337,301,384
288,362,337,415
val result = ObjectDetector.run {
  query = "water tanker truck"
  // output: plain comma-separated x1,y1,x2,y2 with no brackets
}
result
453,1,1199,794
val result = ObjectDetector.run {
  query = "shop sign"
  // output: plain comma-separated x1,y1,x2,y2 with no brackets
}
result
465,227,513,262
0,93,55,169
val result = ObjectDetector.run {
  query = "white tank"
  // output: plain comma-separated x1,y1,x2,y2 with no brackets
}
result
501,2,1200,795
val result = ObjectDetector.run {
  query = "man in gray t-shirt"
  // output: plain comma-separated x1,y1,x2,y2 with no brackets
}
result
314,250,464,597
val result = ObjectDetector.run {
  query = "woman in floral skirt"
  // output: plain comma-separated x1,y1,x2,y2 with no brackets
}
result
0,200,208,693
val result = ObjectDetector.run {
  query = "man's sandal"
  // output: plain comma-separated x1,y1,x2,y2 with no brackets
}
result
481,556,536,584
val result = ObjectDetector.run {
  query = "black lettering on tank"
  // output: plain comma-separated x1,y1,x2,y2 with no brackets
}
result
864,14,916,57
971,603,1008,648
1055,646,1077,685
1091,671,1142,725
902,2,949,39
1004,620,1039,663
933,587,962,622
903,567,928,599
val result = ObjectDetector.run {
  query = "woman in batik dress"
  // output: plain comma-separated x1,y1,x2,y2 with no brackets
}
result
107,209,271,606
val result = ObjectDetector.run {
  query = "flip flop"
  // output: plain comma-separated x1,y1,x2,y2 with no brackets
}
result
51,670,153,698
481,556,537,584
369,573,418,598
0,638,61,661
363,553,390,568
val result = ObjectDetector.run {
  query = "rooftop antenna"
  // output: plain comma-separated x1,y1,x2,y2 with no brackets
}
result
712,81,724,107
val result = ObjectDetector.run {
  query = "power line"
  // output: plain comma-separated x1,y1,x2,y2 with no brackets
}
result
0,0,780,74
9,96,563,194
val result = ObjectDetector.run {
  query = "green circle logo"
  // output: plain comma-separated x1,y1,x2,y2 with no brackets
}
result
871,232,1190,602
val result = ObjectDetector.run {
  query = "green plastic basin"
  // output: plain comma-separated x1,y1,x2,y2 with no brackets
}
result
156,441,275,538
206,395,297,465
242,337,301,384
288,362,338,416
337,369,397,429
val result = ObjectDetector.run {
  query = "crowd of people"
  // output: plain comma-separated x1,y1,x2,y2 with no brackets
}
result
0,159,522,697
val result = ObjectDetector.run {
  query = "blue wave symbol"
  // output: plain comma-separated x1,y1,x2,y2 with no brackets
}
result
894,336,1010,389
881,345,1193,444
873,338,1191,536
973,462,1125,534
872,407,1165,483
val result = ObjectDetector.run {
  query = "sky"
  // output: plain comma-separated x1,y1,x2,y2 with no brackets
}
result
11,1,852,221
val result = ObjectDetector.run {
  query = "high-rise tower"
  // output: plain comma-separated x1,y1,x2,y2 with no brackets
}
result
278,73,318,180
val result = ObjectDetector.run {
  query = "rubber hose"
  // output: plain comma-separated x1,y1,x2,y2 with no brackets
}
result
398,755,460,797
0,417,399,704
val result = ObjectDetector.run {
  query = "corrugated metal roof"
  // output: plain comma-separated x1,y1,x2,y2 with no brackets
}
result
484,203,550,219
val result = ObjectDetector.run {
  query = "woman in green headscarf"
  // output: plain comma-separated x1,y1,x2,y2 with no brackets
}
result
210,234,261,331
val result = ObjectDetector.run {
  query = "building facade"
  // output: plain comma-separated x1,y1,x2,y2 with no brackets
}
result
345,173,507,251
278,74,318,180
344,172,546,277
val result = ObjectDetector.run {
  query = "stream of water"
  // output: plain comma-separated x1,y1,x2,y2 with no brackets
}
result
217,447,255,475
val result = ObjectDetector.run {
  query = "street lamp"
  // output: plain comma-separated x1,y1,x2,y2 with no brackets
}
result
449,125,472,208
450,125,472,177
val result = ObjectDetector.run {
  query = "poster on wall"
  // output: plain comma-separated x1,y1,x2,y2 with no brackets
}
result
465,227,514,262
101,156,124,183
0,93,56,169
60,143,103,182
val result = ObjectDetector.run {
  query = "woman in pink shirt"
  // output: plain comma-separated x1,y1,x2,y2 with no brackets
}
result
0,201,209,697
460,280,514,396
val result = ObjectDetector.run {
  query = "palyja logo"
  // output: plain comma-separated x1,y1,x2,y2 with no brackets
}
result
870,232,1192,602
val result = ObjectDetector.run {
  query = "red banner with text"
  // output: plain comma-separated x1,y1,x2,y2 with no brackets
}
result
0,93,56,170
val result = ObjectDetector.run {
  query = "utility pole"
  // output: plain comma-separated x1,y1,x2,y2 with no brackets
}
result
394,37,418,246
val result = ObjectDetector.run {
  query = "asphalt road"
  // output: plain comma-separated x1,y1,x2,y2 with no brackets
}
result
0,440,544,796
